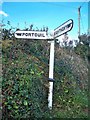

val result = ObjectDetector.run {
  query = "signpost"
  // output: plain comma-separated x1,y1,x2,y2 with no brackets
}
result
14,19,73,110
48,19,73,110
48,40,55,110
15,30,47,39
54,19,73,38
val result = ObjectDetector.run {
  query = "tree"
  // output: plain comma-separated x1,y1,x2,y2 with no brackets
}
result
30,24,33,30
78,34,89,46
62,33,68,47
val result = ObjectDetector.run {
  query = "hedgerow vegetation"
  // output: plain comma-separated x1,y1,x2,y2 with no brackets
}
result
1,26,89,119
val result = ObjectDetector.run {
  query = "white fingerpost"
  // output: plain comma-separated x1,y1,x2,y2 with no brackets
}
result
48,40,55,110
14,19,74,110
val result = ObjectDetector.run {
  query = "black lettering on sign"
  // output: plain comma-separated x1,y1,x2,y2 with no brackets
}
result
61,27,65,31
65,23,71,29
38,34,41,37
28,33,31,36
32,33,34,36
17,32,46,38
25,33,28,36
67,23,71,28
35,33,45,37
35,33,37,37
41,34,45,37
42,34,45,37
16,33,21,36
22,33,25,36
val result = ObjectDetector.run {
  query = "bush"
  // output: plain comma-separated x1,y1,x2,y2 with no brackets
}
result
2,40,88,119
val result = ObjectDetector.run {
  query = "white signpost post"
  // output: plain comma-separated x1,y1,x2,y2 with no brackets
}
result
48,40,55,110
14,19,73,110
48,19,73,109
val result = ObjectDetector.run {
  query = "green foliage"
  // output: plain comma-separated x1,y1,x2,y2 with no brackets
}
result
53,74,88,118
1,22,88,119
2,40,88,119
74,43,88,59
2,41,48,119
